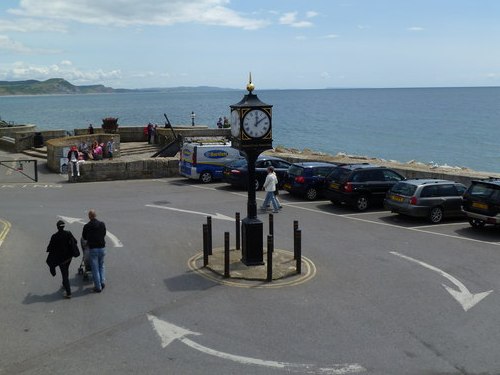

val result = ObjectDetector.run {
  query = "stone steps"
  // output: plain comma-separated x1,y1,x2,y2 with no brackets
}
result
22,147,47,159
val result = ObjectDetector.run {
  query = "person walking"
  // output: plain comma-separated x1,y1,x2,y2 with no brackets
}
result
46,220,79,299
260,166,280,213
82,209,107,293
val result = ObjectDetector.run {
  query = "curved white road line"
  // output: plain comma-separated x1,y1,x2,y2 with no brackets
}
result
148,314,365,374
391,251,493,311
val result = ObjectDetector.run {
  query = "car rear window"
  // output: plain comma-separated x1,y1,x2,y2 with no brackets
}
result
327,167,351,183
288,165,305,176
469,183,500,204
390,182,417,196
228,159,247,168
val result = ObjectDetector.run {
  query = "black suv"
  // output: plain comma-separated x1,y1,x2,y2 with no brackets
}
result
324,163,405,211
462,178,500,228
282,162,338,200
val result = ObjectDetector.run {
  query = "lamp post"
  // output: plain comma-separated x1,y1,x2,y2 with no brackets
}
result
191,111,196,126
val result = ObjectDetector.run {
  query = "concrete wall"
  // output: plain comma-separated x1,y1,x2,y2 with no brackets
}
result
76,157,178,182
46,134,120,172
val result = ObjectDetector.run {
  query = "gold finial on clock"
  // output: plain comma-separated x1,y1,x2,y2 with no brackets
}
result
246,72,255,93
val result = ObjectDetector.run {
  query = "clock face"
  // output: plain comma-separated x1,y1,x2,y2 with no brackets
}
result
242,109,270,138
231,110,240,137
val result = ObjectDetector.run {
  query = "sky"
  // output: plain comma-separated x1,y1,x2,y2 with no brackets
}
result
0,0,500,90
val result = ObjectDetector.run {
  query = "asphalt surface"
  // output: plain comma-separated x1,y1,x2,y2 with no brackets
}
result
1,160,500,374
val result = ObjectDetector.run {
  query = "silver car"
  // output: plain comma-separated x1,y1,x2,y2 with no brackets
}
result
384,179,467,223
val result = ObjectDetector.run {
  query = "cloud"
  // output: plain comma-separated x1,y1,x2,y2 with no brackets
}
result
0,34,61,54
279,12,313,28
0,18,67,33
8,0,267,30
407,26,424,32
306,11,318,18
323,34,339,39
0,60,122,84
0,35,33,53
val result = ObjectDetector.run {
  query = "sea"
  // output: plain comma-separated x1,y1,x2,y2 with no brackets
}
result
1,87,500,173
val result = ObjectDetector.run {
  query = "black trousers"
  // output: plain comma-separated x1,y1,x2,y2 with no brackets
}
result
59,260,71,295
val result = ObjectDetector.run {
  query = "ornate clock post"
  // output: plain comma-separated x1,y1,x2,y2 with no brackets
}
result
230,76,273,265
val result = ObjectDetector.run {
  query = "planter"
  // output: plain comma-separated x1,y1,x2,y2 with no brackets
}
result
102,117,119,133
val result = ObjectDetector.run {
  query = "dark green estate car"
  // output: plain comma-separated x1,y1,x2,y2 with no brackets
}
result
462,178,500,228
324,163,405,211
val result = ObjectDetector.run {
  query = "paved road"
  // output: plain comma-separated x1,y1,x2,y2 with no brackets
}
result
1,169,500,374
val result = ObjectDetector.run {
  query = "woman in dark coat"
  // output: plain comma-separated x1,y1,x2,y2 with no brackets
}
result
46,220,78,299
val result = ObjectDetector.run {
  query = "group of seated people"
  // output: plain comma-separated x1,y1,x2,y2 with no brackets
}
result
67,139,115,177
70,139,114,161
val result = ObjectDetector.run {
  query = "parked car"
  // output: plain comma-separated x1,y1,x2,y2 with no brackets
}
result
462,178,500,228
282,162,339,200
222,155,291,190
324,163,405,211
384,179,466,223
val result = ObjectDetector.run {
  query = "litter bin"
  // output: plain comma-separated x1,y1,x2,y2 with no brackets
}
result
33,132,44,148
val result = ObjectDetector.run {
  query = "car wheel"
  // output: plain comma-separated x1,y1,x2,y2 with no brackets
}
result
200,171,213,183
469,218,485,228
355,195,369,211
428,207,443,224
305,187,318,201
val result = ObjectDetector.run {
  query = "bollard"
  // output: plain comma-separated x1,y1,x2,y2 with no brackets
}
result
295,229,302,274
267,235,273,282
235,212,240,250
293,220,299,260
207,216,212,255
224,232,230,278
269,213,274,238
203,224,208,267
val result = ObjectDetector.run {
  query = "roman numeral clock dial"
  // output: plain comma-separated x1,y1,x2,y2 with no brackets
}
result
242,109,270,138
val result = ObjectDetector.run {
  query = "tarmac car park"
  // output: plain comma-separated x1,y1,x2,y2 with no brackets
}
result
3,169,500,375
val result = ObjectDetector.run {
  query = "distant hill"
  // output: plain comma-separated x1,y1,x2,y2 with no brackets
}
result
0,78,116,96
0,79,238,96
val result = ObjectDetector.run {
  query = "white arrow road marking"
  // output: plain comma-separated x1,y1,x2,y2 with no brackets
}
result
147,315,365,374
145,204,234,222
57,215,123,247
390,251,493,312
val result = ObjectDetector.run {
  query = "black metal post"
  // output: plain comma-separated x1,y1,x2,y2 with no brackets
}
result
235,212,240,250
293,220,299,260
203,224,208,267
224,232,230,278
207,216,212,255
34,160,38,182
295,229,302,274
267,235,273,282
241,150,264,266
269,213,274,238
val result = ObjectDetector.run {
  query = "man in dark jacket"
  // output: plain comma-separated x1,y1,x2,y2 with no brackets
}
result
82,209,107,293
46,220,78,299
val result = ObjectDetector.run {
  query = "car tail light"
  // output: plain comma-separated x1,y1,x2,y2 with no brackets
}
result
295,176,305,184
410,196,417,205
344,182,353,192
231,169,241,175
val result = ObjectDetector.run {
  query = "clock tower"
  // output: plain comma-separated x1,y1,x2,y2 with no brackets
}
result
230,75,273,265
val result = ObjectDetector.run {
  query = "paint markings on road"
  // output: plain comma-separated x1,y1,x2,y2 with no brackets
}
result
289,204,500,247
148,314,365,374
0,219,11,248
390,251,493,311
57,215,123,247
146,204,234,222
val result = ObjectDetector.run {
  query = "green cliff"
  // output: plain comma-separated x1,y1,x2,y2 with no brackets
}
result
0,78,116,96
